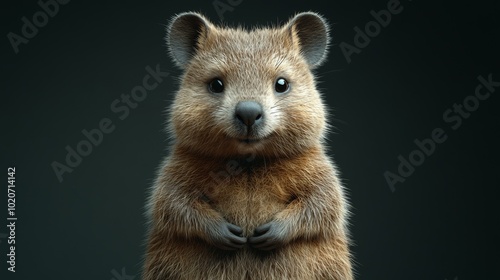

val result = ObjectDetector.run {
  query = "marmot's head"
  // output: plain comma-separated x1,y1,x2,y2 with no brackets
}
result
167,12,330,158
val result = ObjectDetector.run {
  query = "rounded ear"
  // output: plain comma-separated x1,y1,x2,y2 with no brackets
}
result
285,12,330,68
167,12,211,68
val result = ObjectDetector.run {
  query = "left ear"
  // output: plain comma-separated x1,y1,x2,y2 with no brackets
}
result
285,12,330,68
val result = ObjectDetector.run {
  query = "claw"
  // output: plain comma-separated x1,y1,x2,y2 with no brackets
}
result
249,221,286,251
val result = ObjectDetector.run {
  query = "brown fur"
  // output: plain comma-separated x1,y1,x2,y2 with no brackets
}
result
143,12,353,280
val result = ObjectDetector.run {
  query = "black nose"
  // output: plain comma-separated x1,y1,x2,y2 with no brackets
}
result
235,101,263,127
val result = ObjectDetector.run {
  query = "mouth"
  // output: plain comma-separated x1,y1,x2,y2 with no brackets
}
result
238,138,262,144
236,134,271,144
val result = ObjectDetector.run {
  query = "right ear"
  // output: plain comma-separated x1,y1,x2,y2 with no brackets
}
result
167,12,211,68
284,12,330,68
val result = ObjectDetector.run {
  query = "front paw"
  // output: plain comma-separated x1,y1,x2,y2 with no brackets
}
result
248,221,288,251
207,222,247,251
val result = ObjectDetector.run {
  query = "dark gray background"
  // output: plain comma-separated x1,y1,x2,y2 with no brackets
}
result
1,0,499,279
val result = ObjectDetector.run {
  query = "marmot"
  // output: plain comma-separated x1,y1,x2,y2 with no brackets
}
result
143,11,353,280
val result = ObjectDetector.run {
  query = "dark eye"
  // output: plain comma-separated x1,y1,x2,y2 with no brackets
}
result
275,77,290,94
208,78,224,93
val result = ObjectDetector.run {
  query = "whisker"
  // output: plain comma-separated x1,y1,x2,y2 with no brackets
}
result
275,55,286,70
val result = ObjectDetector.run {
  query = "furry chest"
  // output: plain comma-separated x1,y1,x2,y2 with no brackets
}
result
203,166,290,236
